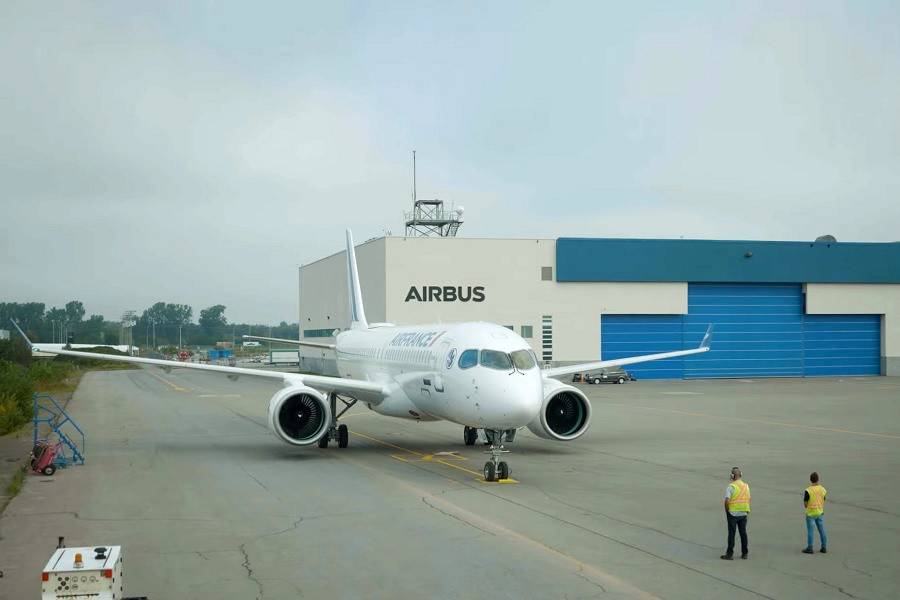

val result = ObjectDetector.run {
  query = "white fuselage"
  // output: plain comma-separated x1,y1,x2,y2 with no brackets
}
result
334,322,544,430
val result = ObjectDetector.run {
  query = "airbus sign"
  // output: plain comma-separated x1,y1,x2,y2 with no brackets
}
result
405,285,485,302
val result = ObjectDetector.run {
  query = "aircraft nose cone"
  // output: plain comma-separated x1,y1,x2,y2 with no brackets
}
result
478,373,542,428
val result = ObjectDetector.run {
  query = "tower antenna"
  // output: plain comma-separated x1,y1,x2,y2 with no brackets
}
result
412,150,416,202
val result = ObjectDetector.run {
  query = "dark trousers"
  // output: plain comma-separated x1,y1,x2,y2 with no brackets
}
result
726,513,749,556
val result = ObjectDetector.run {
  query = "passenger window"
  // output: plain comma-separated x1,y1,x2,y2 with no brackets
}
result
480,349,512,371
458,349,478,369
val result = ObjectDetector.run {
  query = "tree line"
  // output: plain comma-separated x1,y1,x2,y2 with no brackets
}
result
0,301,299,349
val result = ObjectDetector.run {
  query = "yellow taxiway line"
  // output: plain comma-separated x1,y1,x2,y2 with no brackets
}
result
146,370,189,392
352,430,518,483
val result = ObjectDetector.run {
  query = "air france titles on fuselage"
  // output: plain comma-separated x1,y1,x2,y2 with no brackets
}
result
389,330,446,348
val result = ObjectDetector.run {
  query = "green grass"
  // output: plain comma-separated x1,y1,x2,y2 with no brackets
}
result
1,464,26,514
5,465,25,497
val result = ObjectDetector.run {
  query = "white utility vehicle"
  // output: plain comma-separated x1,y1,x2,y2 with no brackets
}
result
41,545,123,599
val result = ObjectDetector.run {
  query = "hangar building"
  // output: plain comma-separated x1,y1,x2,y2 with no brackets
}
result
298,236,900,378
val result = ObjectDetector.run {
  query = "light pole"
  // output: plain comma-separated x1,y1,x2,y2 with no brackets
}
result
178,324,183,349
152,319,156,349
231,324,235,351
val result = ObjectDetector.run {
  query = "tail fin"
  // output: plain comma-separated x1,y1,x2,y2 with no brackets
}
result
345,229,369,330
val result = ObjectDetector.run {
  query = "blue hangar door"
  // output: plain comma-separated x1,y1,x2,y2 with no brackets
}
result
684,283,804,378
601,283,881,379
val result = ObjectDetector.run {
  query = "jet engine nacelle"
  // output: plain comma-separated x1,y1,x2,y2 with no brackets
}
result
526,378,592,441
267,386,331,446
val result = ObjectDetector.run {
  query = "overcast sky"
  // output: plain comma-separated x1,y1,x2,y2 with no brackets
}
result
2,2,898,323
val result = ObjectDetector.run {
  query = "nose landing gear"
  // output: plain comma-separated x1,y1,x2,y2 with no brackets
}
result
481,428,515,482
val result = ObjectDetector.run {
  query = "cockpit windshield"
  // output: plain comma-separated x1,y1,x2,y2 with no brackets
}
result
479,349,512,371
458,349,478,369
510,349,537,370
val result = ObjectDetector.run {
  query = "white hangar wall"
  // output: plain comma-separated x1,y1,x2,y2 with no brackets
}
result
298,237,387,335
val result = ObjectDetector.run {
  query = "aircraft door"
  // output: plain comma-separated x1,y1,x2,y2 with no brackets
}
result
433,341,451,392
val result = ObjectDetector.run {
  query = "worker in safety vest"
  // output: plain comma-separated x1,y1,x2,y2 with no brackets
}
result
721,466,750,560
802,471,828,554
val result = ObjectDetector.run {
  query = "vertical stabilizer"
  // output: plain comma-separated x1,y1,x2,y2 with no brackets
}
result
345,229,369,330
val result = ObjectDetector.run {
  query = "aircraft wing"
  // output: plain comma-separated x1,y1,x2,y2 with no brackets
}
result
543,325,713,379
242,334,335,350
10,321,385,403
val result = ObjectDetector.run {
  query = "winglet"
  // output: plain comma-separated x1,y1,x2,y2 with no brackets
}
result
700,324,714,349
9,319,33,349
345,229,369,330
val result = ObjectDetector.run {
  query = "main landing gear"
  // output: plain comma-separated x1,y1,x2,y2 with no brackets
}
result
318,393,356,449
480,428,516,482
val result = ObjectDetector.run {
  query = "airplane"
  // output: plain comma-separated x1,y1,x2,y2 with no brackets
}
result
11,230,712,481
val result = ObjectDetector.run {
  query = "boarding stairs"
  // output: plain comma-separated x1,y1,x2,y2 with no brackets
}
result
33,393,86,468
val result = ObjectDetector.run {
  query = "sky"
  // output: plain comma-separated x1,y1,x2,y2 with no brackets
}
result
2,1,899,323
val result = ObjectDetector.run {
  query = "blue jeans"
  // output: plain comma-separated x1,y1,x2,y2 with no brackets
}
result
806,515,828,549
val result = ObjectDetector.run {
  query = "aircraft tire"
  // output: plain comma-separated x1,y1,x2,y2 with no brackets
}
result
337,424,349,448
498,461,510,480
483,461,496,482
318,435,329,449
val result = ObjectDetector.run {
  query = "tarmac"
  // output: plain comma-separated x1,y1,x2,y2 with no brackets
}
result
0,368,898,599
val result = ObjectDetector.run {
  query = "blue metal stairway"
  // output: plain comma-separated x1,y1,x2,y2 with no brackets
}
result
33,393,86,467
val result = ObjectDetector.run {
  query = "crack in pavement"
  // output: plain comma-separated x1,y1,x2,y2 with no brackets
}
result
536,485,719,550
421,496,496,537
236,516,306,600
226,408,268,430
842,558,873,578
811,577,860,599
770,566,864,599
238,541,264,600
241,465,272,493
574,564,607,594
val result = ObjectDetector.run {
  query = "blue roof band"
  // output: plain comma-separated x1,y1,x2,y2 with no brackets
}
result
556,238,900,283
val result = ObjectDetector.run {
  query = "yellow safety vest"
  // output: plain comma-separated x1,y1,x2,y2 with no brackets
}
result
806,484,826,517
727,480,751,513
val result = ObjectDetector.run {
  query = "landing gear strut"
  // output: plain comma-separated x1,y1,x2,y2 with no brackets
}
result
319,393,355,449
482,429,516,482
463,426,478,446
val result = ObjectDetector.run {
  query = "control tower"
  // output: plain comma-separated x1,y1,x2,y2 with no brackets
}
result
404,200,464,237
403,151,464,237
